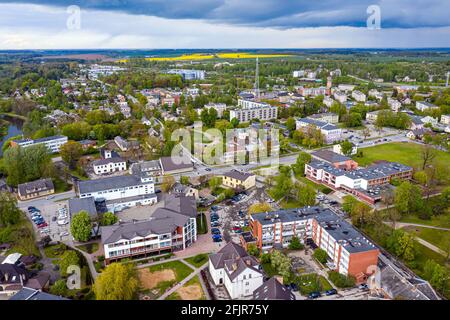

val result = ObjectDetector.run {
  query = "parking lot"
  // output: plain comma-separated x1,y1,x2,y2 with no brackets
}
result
25,201,71,243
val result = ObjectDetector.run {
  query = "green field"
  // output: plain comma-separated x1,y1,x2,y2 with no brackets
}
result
400,214,450,229
354,142,450,170
184,254,209,268
402,226,450,252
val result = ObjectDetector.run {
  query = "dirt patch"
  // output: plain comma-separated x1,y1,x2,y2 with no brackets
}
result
138,268,176,289
177,284,204,300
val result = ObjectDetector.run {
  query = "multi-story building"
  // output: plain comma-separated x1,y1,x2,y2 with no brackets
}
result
295,118,342,144
221,170,256,191
230,100,277,122
129,160,163,184
338,84,356,92
92,149,127,175
323,96,334,108
166,69,205,80
247,207,379,281
297,86,327,97
388,98,401,112
365,110,380,123
305,160,412,204
333,91,347,104
77,174,157,212
416,101,439,112
352,90,367,102
307,113,339,124
17,179,54,201
209,242,264,299
311,150,358,170
102,195,197,264
201,103,228,118
11,135,68,153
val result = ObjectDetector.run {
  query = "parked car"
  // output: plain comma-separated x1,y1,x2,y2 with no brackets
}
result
325,289,338,296
52,216,57,222
308,291,321,299
289,283,299,292
37,222,48,229
213,237,222,243
358,283,369,290
60,231,69,237
232,226,242,233
211,205,219,211
28,206,38,212
211,228,221,234
211,221,221,227
212,234,222,240
57,219,68,226
33,218,44,225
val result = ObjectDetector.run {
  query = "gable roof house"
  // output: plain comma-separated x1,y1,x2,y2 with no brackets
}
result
17,178,55,201
253,277,296,300
209,242,264,299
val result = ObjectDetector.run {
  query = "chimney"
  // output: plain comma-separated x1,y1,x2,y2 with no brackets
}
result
4,273,9,282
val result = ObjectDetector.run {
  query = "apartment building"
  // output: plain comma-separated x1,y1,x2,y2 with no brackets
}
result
440,114,450,125
352,90,367,102
388,98,401,112
311,150,358,170
230,100,278,122
305,160,412,204
209,242,264,299
295,118,342,144
247,207,379,281
366,110,380,123
166,69,205,80
11,135,68,153
338,84,356,92
323,96,335,108
297,86,327,97
416,101,440,112
102,195,197,264
129,160,163,184
221,170,256,191
77,174,157,212
307,113,339,124
201,103,228,118
333,91,348,104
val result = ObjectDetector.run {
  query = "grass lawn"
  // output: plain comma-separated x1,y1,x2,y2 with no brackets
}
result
43,243,68,258
294,273,332,295
148,260,193,283
402,226,450,252
165,275,206,300
296,176,332,194
184,254,209,268
353,142,450,170
76,243,99,254
400,213,450,229
280,199,304,209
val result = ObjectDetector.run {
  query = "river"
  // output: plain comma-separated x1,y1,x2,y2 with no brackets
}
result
0,115,24,156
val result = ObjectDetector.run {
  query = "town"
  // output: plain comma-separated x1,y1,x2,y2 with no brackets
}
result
0,48,449,303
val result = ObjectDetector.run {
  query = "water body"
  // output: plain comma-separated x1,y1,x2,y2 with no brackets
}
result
0,115,24,156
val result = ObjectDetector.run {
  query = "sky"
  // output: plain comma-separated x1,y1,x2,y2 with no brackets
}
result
0,0,449,49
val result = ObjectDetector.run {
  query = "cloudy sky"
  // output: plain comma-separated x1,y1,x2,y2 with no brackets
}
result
0,0,449,49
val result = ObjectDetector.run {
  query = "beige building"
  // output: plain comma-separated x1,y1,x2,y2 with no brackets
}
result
17,178,55,201
221,170,256,191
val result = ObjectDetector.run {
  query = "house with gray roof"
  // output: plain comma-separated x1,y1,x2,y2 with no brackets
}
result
209,242,263,299
221,169,256,191
253,277,296,300
17,178,54,201
101,195,197,264
295,117,342,143
10,287,69,300
68,197,98,218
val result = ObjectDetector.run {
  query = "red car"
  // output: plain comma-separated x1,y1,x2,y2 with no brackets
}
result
38,222,48,228
232,226,242,232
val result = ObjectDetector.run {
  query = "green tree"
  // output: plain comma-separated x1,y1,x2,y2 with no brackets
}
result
60,141,83,170
387,229,416,261
394,181,423,215
49,279,68,296
0,192,22,227
161,175,176,193
296,185,316,207
342,195,358,214
60,250,80,277
286,117,296,131
340,140,354,156
288,236,304,250
180,176,190,185
248,202,273,214
313,248,328,264
208,176,222,192
247,244,260,257
291,152,311,176
70,211,92,242
101,212,118,226
94,263,139,300
423,260,449,293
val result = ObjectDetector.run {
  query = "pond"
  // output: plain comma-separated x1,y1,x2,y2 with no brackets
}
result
0,115,24,156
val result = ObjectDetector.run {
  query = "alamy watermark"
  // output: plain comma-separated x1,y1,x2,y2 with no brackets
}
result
66,5,81,30
367,5,381,30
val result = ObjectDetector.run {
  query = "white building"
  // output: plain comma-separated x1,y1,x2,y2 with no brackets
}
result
388,98,402,112
440,114,450,125
92,154,127,175
307,113,339,124
352,90,367,102
323,96,334,108
292,70,305,78
209,242,264,299
296,118,343,144
11,135,68,153
416,101,439,112
333,143,357,156
77,174,157,212
200,103,228,118
230,100,277,122
333,91,347,104
338,84,356,92
166,69,205,80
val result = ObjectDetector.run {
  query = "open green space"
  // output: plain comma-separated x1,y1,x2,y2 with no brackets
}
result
400,214,450,229
2,216,41,257
402,226,450,252
293,273,333,295
353,142,450,170
184,254,209,268
76,242,99,254
148,260,193,283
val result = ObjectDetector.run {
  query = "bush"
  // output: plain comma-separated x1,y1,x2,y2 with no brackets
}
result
288,236,304,250
328,271,356,288
313,248,328,264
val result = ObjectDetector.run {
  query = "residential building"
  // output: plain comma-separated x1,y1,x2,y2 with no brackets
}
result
209,242,264,299
298,86,327,97
221,170,256,191
295,118,342,144
311,150,358,170
11,135,68,153
230,100,277,122
333,91,347,104
388,98,401,112
305,160,412,204
130,160,163,184
159,156,194,175
102,195,197,264
10,287,69,300
323,96,334,108
333,143,357,156
440,114,450,125
172,182,199,200
292,70,305,78
366,110,380,123
338,84,356,92
114,136,140,152
247,207,379,281
307,113,339,124
253,277,296,300
201,103,228,118
77,174,157,212
92,150,127,175
416,101,439,112
352,90,367,102
17,179,54,201
166,69,205,80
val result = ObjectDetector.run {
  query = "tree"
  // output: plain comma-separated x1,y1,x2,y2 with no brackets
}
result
60,141,83,170
328,271,356,288
101,212,118,226
296,185,316,207
50,279,68,297
288,236,304,250
60,250,80,277
248,202,273,214
247,244,260,257
94,263,139,300
180,176,190,185
423,260,449,293
340,140,354,156
313,248,328,264
350,202,373,227
291,152,311,176
208,176,222,192
286,117,296,131
0,192,22,227
271,166,293,200
342,195,358,214
386,229,415,261
161,175,176,193
270,250,291,281
421,145,437,170
70,211,92,242
394,181,423,215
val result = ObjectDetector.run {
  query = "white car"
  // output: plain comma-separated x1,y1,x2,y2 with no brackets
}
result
60,231,69,237
57,219,68,226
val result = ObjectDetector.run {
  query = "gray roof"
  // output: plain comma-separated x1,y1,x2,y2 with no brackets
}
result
297,117,338,130
251,206,378,254
160,156,193,173
18,178,54,196
92,157,126,166
10,287,69,300
311,150,351,163
164,194,197,218
224,255,261,281
68,197,97,218
253,277,296,300
209,241,249,269
78,174,149,194
222,169,254,182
